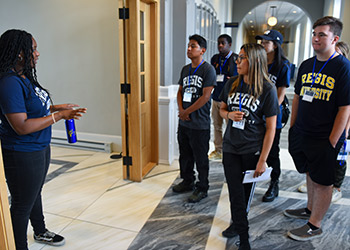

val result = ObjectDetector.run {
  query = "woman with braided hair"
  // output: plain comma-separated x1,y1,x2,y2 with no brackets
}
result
0,29,86,249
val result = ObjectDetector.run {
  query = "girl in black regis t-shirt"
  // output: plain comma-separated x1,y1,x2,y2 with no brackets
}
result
219,43,279,250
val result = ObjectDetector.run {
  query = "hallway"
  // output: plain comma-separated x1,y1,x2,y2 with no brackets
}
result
25,145,350,250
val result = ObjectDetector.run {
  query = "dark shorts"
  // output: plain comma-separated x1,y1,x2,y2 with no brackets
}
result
288,126,340,186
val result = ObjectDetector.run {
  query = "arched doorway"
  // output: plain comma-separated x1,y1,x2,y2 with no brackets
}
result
238,1,313,68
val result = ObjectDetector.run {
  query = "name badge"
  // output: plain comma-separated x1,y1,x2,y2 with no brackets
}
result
232,119,245,130
337,150,348,161
216,74,224,82
345,139,350,152
183,92,192,102
302,90,315,102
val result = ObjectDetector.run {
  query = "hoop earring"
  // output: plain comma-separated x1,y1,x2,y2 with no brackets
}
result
18,56,23,61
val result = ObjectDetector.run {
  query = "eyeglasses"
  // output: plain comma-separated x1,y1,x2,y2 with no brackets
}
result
236,55,247,64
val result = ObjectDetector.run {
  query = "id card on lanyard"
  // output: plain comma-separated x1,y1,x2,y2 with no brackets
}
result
232,80,246,130
217,51,232,83
183,60,204,102
302,52,336,103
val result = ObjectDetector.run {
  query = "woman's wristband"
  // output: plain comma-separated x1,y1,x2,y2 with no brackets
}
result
51,113,56,123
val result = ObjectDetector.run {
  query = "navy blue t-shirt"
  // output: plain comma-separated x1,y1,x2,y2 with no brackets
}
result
210,52,238,101
268,60,290,129
294,55,350,138
0,74,52,152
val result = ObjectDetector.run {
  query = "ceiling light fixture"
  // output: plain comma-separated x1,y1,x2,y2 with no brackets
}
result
267,6,277,27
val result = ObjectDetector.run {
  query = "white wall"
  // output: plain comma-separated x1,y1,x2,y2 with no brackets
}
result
340,0,350,44
0,0,122,151
288,15,312,68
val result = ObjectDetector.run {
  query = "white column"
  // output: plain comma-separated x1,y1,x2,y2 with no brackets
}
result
158,85,179,165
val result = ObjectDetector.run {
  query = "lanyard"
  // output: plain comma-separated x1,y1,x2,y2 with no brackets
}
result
268,62,274,73
188,59,204,87
219,51,232,74
340,139,347,166
310,51,336,88
239,80,244,111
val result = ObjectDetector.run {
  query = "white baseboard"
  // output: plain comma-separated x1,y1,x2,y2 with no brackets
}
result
52,130,122,153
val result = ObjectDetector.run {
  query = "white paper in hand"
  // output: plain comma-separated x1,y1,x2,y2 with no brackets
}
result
243,167,272,184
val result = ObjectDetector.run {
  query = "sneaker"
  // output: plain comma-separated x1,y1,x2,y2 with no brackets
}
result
222,223,238,238
34,230,65,246
209,150,222,160
287,224,323,241
298,183,307,193
188,189,207,203
262,180,279,202
284,208,310,220
332,188,342,203
172,181,194,193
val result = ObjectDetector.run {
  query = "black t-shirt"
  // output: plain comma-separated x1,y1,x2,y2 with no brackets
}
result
294,55,350,138
210,52,238,101
220,76,279,154
178,61,216,130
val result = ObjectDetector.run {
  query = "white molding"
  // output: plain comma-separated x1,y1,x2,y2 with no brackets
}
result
52,129,122,152
158,85,179,165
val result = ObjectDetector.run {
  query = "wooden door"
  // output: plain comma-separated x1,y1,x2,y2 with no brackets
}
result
0,145,16,249
140,2,152,171
119,0,159,182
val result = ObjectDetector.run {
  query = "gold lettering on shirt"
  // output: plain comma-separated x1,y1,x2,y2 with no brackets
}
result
300,86,333,101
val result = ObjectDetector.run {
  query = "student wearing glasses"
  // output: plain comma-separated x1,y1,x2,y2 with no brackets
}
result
286,16,350,241
219,43,279,249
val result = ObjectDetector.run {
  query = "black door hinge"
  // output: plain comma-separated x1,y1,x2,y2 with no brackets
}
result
123,156,132,166
119,8,129,20
120,83,130,94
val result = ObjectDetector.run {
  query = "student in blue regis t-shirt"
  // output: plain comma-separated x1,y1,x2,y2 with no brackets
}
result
0,29,86,250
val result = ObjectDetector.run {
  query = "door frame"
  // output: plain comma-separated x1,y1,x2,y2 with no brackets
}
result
0,145,16,250
118,0,159,182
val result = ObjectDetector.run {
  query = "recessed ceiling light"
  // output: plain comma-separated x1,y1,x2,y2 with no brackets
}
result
248,12,252,14
286,20,289,22
293,11,297,13
251,26,254,28
249,20,253,23
281,25,285,28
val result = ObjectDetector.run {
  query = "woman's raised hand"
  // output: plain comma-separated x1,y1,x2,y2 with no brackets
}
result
58,107,87,120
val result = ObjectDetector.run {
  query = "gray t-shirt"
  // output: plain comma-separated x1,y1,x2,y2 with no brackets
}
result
220,76,279,154
178,61,216,130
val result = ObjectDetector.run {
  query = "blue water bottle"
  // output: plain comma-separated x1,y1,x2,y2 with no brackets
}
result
65,119,77,143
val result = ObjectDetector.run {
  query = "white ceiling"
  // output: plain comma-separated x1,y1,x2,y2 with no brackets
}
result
242,1,305,38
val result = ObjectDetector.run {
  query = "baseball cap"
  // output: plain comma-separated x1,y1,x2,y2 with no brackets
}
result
255,30,283,45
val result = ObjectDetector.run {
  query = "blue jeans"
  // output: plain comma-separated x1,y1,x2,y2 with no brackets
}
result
2,145,50,250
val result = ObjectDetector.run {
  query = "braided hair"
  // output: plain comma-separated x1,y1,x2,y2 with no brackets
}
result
0,29,51,99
